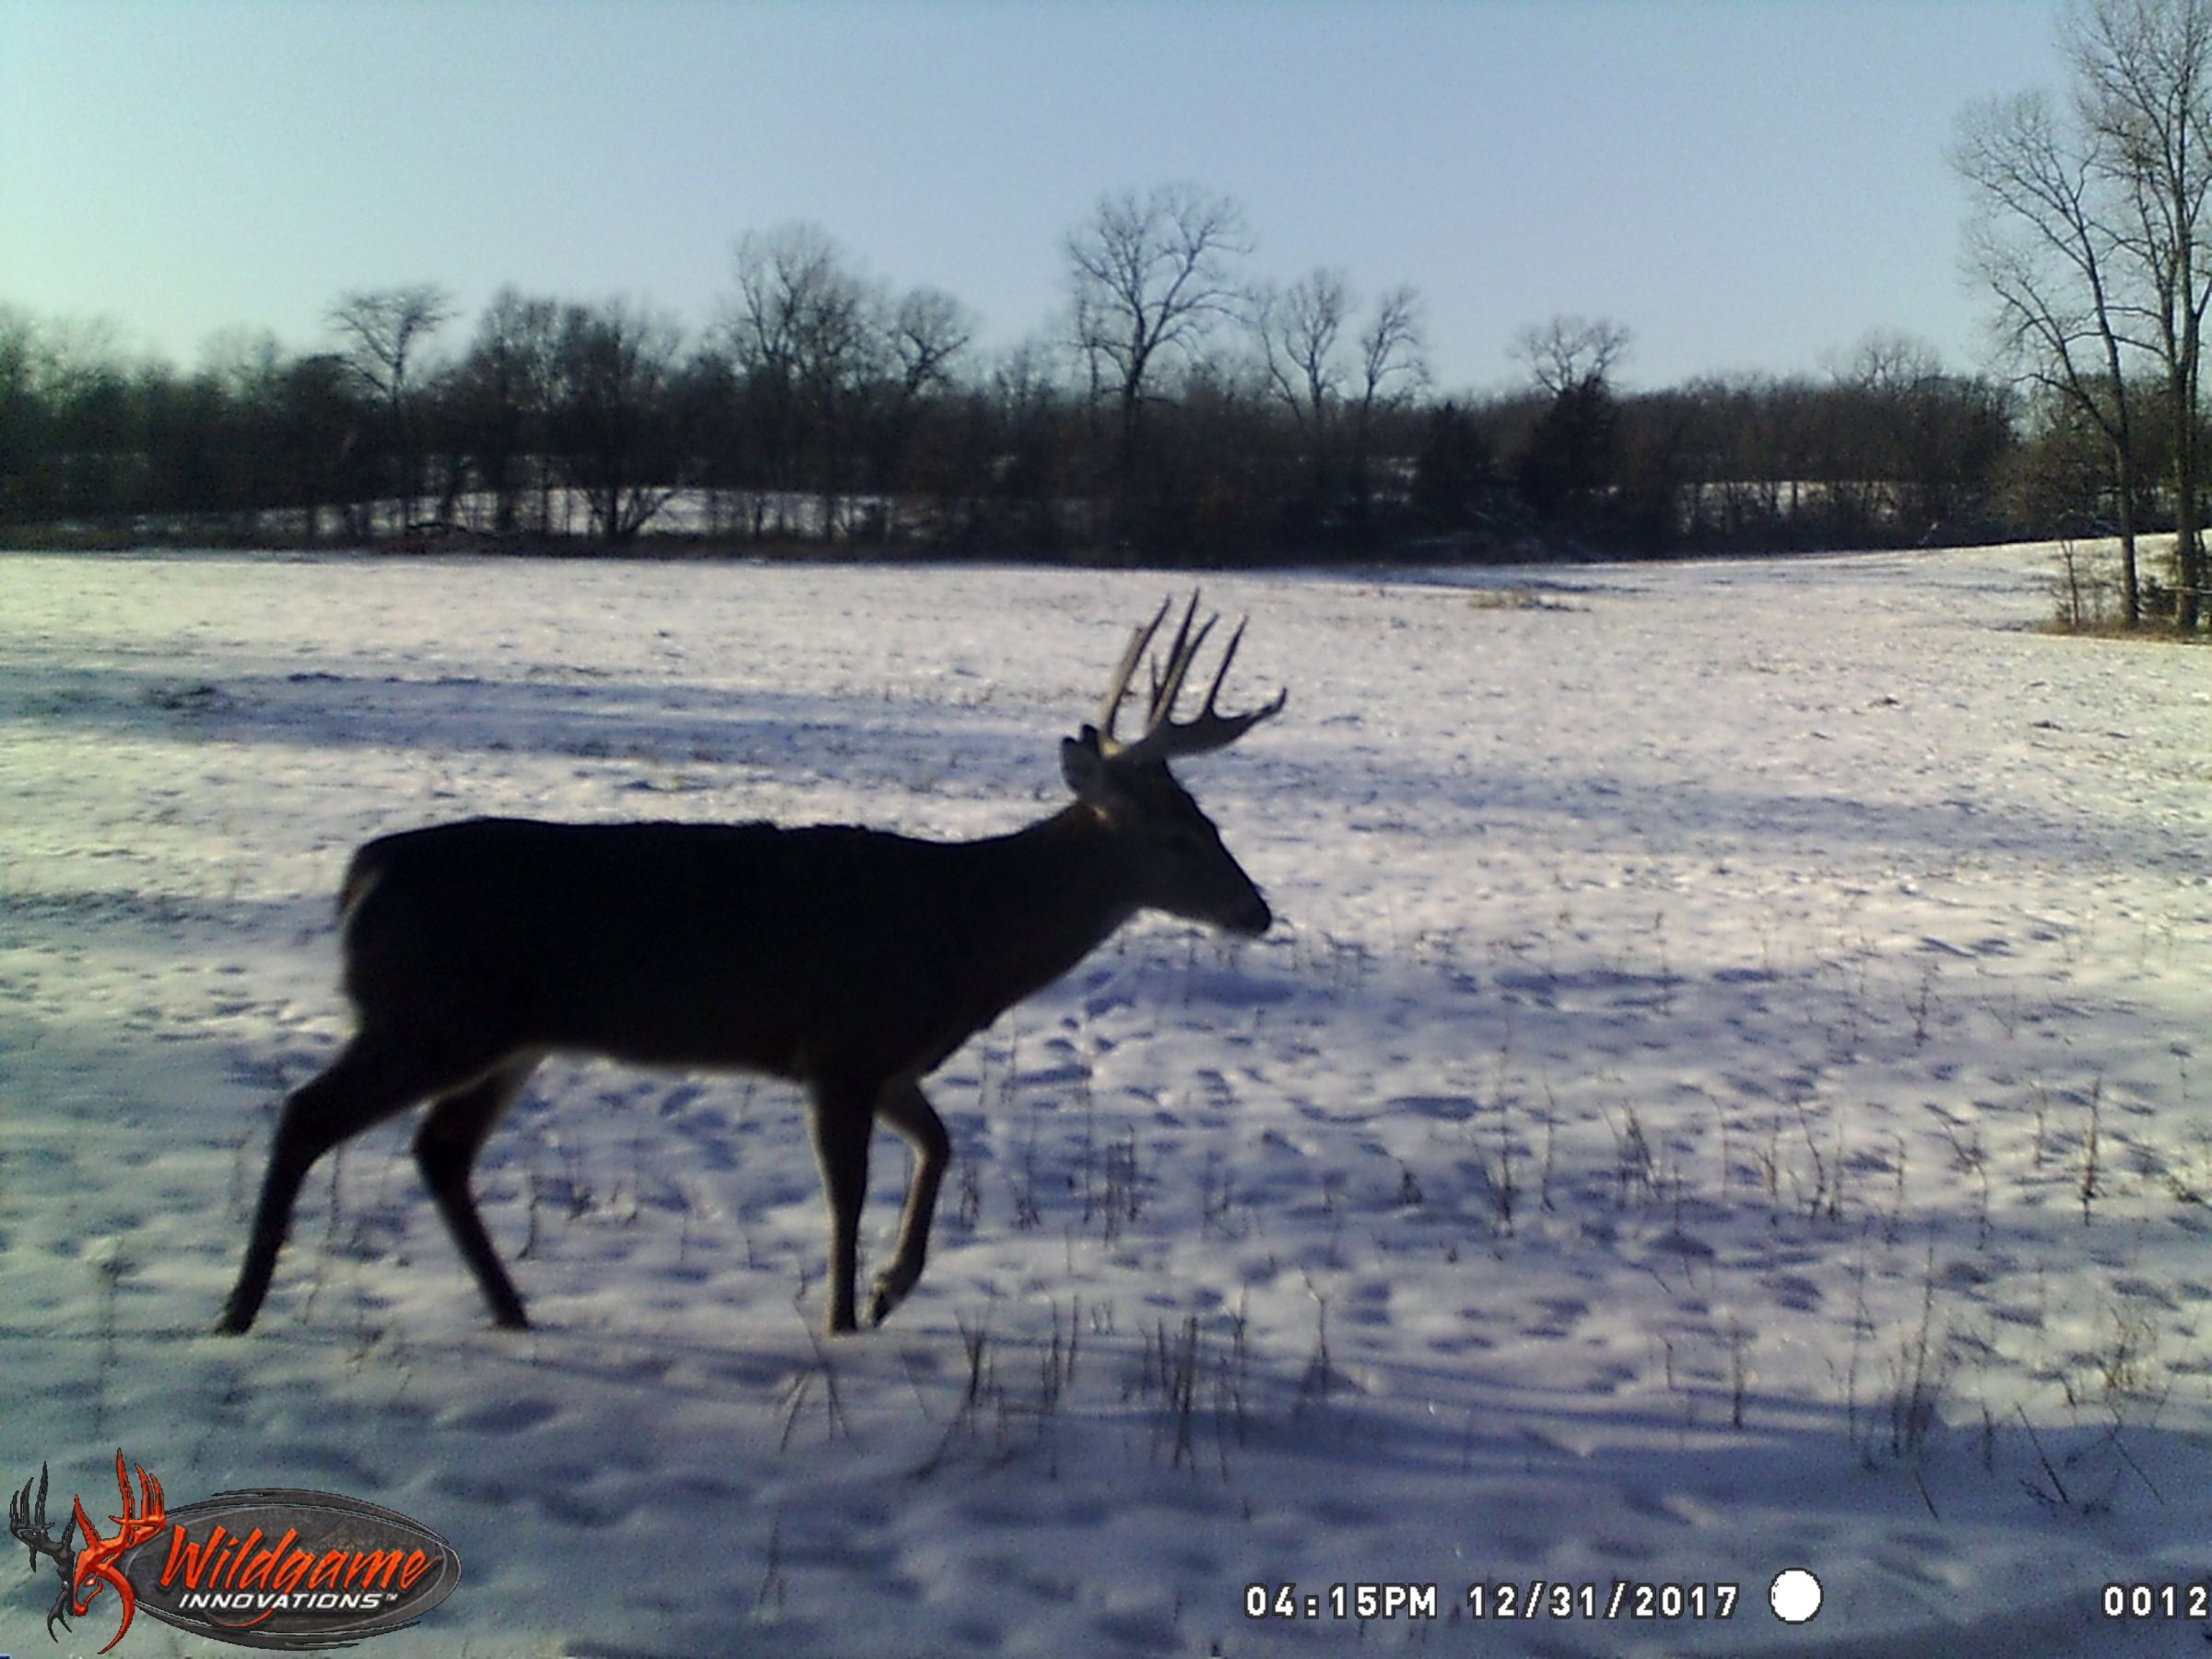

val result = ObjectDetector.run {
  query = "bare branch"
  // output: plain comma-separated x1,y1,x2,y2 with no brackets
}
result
1513,315,1631,395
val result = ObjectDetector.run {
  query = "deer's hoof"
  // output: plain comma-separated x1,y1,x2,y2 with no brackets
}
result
866,1268,917,1328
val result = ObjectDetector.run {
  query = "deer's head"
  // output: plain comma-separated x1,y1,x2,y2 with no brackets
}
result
1061,595,1284,936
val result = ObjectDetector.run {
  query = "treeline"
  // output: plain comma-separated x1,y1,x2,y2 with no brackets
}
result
0,188,2039,562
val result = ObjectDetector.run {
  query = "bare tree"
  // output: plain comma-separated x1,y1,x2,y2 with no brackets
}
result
1357,285,1429,412
885,286,972,398
1252,270,1427,539
272,352,358,544
325,284,453,533
1065,182,1251,527
194,327,290,531
454,288,563,535
1514,314,1632,398
1253,268,1352,515
724,224,876,538
1253,267,1351,440
869,285,974,540
2069,0,2212,624
1514,315,1631,534
979,335,1078,545
1349,283,1429,519
549,299,685,543
326,284,453,405
1956,88,2145,620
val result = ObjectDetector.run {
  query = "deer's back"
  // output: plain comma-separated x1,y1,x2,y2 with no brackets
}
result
336,817,984,1080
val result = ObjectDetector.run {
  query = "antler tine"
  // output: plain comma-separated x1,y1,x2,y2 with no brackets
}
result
1144,594,1215,730
1201,617,1247,715
1095,596,1171,747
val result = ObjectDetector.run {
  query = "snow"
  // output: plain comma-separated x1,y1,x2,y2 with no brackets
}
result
2,545,2207,1656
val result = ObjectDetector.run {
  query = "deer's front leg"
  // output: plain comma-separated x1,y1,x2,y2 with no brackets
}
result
868,1080,949,1328
806,1081,876,1335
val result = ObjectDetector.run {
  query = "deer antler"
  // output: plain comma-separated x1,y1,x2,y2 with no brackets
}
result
10,1464,81,1640
1095,593,1285,764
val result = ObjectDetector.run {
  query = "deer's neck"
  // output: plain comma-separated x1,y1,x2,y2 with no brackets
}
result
950,804,1138,1019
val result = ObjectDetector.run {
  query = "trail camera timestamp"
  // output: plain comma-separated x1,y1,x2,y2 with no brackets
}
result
1244,1580,1742,1624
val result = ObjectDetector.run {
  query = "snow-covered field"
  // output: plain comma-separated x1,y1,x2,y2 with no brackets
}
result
2,546,2207,1657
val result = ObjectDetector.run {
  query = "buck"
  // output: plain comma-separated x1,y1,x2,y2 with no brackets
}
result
218,595,1284,1338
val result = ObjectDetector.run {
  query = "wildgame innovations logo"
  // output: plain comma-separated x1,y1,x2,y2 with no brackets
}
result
8,1453,462,1651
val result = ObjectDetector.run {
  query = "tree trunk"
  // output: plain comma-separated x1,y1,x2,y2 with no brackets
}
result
2175,343,2204,629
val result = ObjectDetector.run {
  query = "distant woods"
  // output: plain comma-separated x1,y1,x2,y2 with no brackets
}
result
0,143,2195,601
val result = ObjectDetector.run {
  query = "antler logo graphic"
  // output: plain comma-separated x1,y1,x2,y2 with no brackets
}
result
10,1452,462,1651
9,1452,165,1653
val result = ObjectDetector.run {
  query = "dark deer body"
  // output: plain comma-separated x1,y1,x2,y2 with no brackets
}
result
218,597,1283,1336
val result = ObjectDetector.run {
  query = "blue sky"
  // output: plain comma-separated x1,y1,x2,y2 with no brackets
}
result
2,0,2070,393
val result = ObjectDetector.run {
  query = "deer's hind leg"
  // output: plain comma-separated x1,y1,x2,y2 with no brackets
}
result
218,1029,512,1334
414,1053,542,1329
867,1080,949,1329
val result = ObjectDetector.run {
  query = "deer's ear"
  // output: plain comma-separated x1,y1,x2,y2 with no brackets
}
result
1061,727,1116,806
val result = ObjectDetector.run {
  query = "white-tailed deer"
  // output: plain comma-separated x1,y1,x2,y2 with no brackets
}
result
218,595,1284,1337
